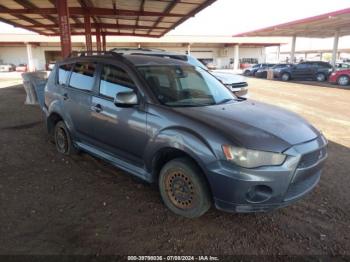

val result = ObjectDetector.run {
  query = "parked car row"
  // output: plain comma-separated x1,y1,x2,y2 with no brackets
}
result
246,61,339,82
0,63,27,72
245,61,350,87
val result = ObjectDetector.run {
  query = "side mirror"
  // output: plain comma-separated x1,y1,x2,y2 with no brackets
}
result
114,90,138,107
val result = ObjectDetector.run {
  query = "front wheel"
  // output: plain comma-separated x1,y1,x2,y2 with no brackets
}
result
159,158,211,218
281,73,290,81
54,121,77,155
337,75,350,86
316,73,326,82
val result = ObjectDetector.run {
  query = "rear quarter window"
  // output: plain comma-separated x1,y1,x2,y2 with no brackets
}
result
57,63,73,85
69,62,97,91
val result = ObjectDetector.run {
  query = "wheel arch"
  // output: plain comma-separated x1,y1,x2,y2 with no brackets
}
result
151,147,214,201
337,74,350,85
46,111,64,137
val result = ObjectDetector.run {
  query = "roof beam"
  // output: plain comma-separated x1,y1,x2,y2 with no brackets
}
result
0,16,48,35
46,31,160,38
0,7,184,17
25,23,169,30
0,4,56,34
147,0,179,34
13,0,59,34
48,0,81,29
134,0,145,34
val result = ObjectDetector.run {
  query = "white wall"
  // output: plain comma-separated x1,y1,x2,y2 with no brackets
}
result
0,46,27,65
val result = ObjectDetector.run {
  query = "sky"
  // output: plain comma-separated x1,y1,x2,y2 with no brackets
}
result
0,0,349,36
169,0,350,35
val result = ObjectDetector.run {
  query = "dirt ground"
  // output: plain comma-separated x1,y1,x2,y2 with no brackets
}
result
0,77,350,256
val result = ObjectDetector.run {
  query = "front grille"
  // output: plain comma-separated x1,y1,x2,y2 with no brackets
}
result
226,82,248,89
298,147,327,169
284,172,320,201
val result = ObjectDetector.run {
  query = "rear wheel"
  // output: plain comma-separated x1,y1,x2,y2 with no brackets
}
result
54,121,77,155
159,158,211,218
281,72,290,81
316,73,326,82
337,75,350,86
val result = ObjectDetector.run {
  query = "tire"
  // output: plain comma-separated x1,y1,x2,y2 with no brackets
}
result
54,121,77,155
243,70,250,76
159,157,211,218
337,75,350,86
281,72,290,81
316,73,326,82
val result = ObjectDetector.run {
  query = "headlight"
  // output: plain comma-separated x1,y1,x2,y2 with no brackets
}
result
222,145,286,168
331,72,336,76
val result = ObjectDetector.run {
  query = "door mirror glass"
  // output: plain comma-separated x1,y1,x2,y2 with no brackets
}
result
114,90,138,107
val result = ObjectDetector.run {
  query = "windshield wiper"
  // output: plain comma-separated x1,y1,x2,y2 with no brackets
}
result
216,98,235,105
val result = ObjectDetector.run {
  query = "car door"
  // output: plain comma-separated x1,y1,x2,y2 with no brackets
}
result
89,62,148,166
62,60,97,144
292,63,312,79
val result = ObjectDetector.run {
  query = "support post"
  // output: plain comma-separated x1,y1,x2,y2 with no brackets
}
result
331,31,340,67
187,43,191,55
102,33,106,51
290,35,296,64
84,14,92,54
276,45,280,63
96,26,101,52
26,43,35,72
233,44,239,70
56,0,71,58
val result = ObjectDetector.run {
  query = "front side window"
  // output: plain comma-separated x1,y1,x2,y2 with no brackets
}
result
99,65,136,99
58,63,73,85
69,62,96,91
137,65,235,107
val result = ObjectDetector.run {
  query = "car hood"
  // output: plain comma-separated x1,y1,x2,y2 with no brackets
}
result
174,100,320,152
211,71,246,85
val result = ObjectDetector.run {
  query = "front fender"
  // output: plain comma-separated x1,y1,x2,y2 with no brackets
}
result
143,126,218,176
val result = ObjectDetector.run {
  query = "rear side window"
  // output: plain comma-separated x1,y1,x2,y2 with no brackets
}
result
99,65,136,99
58,63,73,85
69,62,96,91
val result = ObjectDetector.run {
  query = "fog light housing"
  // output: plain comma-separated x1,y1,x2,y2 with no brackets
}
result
246,185,273,203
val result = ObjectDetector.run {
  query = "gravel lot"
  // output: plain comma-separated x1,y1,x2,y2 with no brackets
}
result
0,77,349,256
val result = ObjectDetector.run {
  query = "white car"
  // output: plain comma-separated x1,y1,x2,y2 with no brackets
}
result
0,64,16,72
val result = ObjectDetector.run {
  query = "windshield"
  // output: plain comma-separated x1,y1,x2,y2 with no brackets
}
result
186,55,207,70
137,65,236,107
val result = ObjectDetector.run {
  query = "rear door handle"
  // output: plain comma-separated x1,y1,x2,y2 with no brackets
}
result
62,93,69,100
91,104,102,113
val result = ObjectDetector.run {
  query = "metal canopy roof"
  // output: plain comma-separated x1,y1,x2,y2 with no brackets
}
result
0,0,216,37
234,8,350,38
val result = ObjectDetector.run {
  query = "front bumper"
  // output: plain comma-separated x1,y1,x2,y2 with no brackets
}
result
206,135,328,213
328,74,338,83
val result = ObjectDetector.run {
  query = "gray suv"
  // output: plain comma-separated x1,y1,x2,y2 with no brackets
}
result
44,52,327,218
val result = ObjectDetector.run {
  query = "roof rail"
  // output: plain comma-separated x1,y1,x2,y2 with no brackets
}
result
68,50,124,59
110,47,165,53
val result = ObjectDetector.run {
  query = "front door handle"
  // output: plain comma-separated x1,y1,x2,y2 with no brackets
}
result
91,104,102,113
62,93,69,100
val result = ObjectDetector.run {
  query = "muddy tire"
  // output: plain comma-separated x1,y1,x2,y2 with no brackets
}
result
54,121,77,155
159,157,211,218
